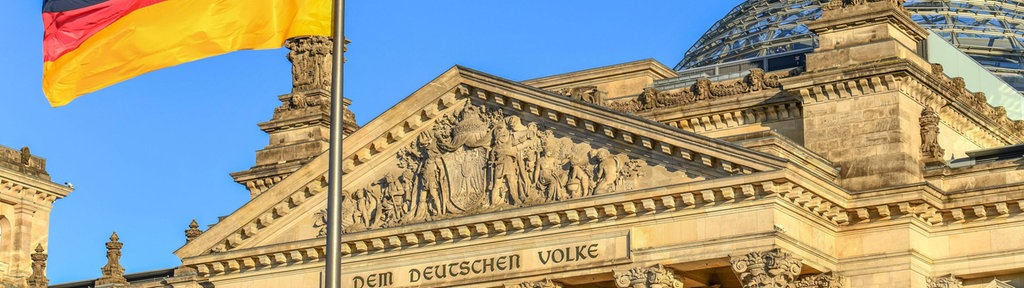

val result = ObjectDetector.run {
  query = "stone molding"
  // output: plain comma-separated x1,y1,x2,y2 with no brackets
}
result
208,175,326,253
613,264,684,288
789,63,1024,148
0,173,71,207
730,248,803,288
663,101,803,134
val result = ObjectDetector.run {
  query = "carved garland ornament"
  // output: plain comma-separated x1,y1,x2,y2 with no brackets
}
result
608,68,782,113
730,248,803,288
613,264,684,288
340,104,652,234
822,0,907,11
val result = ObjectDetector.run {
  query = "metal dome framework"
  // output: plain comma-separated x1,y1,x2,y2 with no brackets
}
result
677,0,1024,91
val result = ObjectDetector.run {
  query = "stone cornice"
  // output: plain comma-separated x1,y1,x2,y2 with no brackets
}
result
521,59,677,89
809,1,927,42
783,59,1024,148
0,167,72,207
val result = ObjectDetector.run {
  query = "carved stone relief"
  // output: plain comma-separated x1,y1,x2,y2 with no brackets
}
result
341,103,671,233
927,274,963,288
920,106,945,161
505,279,564,288
557,86,603,104
607,68,783,113
285,36,332,93
793,271,844,288
613,264,684,288
730,248,803,288
822,0,907,11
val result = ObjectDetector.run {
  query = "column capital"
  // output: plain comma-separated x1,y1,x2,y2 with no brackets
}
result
613,264,684,288
730,248,803,288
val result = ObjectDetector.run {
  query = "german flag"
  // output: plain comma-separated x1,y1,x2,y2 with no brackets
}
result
42,0,331,107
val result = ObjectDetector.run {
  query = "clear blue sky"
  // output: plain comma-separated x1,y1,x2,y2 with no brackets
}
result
0,1,738,284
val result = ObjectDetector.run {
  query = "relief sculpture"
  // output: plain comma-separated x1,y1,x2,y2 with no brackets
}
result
607,68,783,113
339,104,655,234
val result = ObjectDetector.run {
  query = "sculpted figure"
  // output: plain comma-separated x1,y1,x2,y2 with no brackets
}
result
694,78,713,101
747,68,766,91
488,125,525,206
341,190,361,232
440,107,492,150
592,150,620,195
536,155,568,201
639,87,659,110
920,107,944,160
565,153,593,199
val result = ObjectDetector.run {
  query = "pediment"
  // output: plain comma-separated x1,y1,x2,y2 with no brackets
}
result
339,66,787,234
176,65,787,259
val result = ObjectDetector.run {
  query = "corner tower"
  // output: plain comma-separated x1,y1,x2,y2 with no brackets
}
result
230,36,358,198
0,145,72,285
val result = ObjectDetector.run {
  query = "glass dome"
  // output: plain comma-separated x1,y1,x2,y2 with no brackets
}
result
678,0,1024,91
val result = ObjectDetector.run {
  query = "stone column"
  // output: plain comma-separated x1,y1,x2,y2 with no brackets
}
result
613,264,684,288
730,248,803,288
25,244,47,288
95,232,128,287
504,279,564,288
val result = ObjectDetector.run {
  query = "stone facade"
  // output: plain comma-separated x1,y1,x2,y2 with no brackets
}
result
55,1,1024,288
0,145,72,287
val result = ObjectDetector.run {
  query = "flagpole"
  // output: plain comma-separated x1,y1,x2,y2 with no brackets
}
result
325,0,344,287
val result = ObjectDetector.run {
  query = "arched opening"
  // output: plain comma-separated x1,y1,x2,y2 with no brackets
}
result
0,215,10,274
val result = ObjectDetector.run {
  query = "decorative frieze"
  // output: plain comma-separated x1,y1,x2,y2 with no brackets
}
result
613,264,684,288
730,248,803,288
607,68,784,113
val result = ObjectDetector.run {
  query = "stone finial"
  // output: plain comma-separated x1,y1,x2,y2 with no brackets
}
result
185,219,203,242
613,264,684,288
504,279,564,288
927,275,963,288
96,232,128,286
730,248,803,288
26,244,48,288
793,271,845,288
920,107,945,161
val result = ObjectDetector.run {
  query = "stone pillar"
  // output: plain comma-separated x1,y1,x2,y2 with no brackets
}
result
504,279,564,288
927,275,962,288
95,232,128,287
230,36,358,198
184,219,202,242
613,264,684,288
25,244,47,288
785,0,934,191
730,248,803,288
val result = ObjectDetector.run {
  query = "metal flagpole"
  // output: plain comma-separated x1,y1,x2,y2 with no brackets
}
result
325,0,344,287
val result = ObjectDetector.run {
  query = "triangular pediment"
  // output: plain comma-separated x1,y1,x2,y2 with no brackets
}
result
176,65,787,259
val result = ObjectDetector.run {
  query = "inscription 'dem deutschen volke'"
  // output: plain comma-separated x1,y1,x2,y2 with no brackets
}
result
352,243,601,288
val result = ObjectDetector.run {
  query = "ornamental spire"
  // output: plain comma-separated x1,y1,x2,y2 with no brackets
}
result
185,219,203,242
95,232,128,287
26,244,48,288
